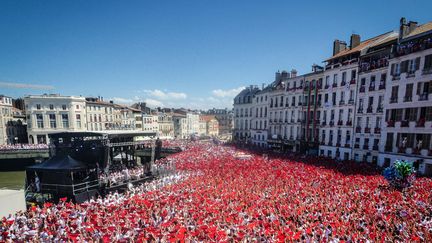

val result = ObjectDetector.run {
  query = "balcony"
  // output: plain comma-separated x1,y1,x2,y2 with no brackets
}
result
406,71,416,78
403,96,412,102
317,83,322,90
321,121,327,126
350,79,356,85
336,142,341,147
339,100,345,106
359,86,365,93
398,147,406,154
392,75,400,81
304,86,309,91
346,120,352,126
423,67,432,75
363,145,369,150
329,121,334,127
412,148,421,155
416,118,425,127
364,127,371,133
341,80,346,86
320,141,325,145
393,39,432,57
337,120,343,126
387,120,395,127
357,108,363,114
366,106,373,113
290,119,295,123
354,144,360,148
376,106,383,113
332,83,337,88
372,145,379,151
419,93,429,101
298,102,302,106
390,97,398,103
368,85,375,92
348,99,355,105
327,141,333,146
325,84,330,89
379,83,386,90
374,127,381,134
400,120,409,127
344,143,350,148
385,145,393,152
355,126,361,133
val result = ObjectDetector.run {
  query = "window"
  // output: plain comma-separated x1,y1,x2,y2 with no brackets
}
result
325,76,330,85
36,114,44,128
49,104,54,110
405,83,413,100
342,72,346,82
333,74,338,85
405,108,417,121
76,114,82,128
332,92,336,106
36,104,41,110
76,105,80,109
351,70,356,80
49,114,56,128
62,105,67,110
391,86,399,101
424,54,432,71
62,114,69,128
361,78,366,86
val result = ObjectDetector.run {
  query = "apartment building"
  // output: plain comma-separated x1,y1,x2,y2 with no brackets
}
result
85,97,115,131
24,94,87,144
0,95,14,144
379,18,432,175
250,85,270,148
204,108,233,136
319,34,366,160
233,86,260,143
157,111,174,139
353,31,398,163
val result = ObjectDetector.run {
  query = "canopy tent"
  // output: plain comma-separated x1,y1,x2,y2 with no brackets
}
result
27,155,88,172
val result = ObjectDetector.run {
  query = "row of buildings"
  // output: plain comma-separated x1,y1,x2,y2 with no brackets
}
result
233,18,432,176
0,94,234,145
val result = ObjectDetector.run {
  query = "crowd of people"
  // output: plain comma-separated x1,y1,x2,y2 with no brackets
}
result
0,143,49,151
1,141,432,241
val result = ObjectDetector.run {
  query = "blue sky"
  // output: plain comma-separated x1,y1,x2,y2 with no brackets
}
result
0,0,431,109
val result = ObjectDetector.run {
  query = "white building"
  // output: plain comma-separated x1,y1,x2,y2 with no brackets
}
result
319,35,365,160
250,86,270,148
233,86,260,143
157,112,174,139
0,95,14,145
85,97,115,131
25,94,87,144
353,31,398,164
143,114,159,134
173,112,200,139
379,18,432,175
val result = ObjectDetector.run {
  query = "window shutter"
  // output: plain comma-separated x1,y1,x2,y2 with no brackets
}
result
415,57,421,70
417,82,422,95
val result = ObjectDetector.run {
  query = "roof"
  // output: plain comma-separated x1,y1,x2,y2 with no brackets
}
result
325,32,391,61
404,21,432,39
27,155,88,172
200,115,217,122
48,131,157,139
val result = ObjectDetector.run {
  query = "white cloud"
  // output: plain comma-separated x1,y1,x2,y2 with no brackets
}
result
212,86,245,98
0,81,54,90
143,89,187,100
112,97,134,104
144,98,164,108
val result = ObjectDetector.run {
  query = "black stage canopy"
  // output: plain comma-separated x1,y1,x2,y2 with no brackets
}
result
27,155,88,172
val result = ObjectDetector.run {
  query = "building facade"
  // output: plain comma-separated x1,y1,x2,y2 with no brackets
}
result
379,19,432,175
25,94,87,144
233,86,260,144
0,95,14,145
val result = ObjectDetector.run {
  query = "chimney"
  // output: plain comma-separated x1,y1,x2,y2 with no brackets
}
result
290,69,297,78
350,34,361,49
281,70,290,79
408,21,418,34
262,83,265,89
333,40,347,55
399,17,409,39
275,71,281,82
